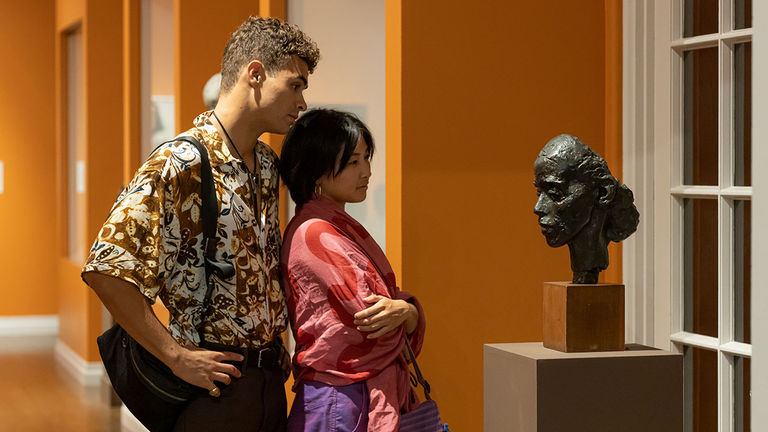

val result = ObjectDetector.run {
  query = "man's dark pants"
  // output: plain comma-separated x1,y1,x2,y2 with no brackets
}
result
173,356,287,431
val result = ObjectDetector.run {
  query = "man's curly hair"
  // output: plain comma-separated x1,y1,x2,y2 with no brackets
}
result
220,16,320,93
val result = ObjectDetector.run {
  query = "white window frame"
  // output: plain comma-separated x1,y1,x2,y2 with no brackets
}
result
623,1,753,431
750,3,768,428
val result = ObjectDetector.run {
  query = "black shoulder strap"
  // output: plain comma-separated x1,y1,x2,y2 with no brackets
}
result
403,338,433,401
173,137,217,257
170,136,235,340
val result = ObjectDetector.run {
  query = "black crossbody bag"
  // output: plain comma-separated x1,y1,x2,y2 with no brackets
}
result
96,136,235,432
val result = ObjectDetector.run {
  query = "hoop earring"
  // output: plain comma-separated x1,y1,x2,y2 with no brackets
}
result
314,183,323,197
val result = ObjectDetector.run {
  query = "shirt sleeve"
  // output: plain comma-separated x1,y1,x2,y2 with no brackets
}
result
82,147,182,303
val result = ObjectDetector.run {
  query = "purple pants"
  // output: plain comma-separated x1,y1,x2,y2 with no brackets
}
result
287,380,369,432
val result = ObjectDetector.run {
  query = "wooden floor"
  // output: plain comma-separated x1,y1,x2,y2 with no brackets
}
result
0,347,121,432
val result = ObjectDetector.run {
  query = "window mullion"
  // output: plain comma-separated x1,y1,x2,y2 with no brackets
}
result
670,0,685,342
718,1,733,430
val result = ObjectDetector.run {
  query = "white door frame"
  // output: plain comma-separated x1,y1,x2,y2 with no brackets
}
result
622,0,673,350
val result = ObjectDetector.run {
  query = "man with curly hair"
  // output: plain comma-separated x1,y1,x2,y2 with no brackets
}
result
82,17,320,431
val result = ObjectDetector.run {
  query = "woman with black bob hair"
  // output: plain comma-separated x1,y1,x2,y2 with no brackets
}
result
280,109,374,206
280,109,426,431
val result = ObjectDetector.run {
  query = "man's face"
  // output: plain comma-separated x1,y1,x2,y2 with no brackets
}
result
533,156,598,247
257,55,310,134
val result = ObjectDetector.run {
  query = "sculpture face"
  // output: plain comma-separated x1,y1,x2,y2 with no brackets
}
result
533,155,598,248
534,134,639,284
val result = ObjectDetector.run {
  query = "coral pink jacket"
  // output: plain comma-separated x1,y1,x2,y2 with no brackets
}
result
281,197,426,431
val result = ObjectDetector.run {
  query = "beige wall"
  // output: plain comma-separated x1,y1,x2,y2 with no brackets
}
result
141,0,175,158
287,0,387,246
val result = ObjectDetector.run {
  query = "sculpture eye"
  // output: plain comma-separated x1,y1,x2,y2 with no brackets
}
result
548,190,564,201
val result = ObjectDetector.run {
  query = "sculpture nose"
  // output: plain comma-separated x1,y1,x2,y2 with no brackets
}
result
534,194,548,216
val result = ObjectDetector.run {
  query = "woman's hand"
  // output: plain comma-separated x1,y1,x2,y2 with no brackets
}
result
353,295,418,339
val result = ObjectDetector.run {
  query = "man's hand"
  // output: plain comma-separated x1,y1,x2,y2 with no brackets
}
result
83,272,244,396
169,348,244,391
353,295,418,339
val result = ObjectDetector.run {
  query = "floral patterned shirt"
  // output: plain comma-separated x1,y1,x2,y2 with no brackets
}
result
83,111,286,349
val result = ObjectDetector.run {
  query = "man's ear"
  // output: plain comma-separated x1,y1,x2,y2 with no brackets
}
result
597,181,616,207
245,60,264,87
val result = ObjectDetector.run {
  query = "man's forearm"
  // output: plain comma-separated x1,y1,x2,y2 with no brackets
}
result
83,272,183,367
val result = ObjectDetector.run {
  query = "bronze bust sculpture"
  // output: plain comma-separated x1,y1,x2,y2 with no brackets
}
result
534,134,639,284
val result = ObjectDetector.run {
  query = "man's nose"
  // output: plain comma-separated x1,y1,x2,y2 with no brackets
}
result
298,93,307,112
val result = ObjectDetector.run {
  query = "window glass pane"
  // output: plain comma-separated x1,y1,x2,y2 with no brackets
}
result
734,42,752,186
684,0,718,37
684,346,718,432
683,47,719,185
683,198,718,337
734,200,751,343
735,0,752,30
734,356,751,431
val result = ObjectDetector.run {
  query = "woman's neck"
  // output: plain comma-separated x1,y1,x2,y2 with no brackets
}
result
317,194,346,212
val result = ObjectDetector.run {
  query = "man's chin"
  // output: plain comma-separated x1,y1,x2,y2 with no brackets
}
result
267,122,293,135
274,125,292,135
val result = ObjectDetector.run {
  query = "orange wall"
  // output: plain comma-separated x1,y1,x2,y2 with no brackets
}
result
124,0,141,182
0,2,58,316
174,0,259,133
174,0,289,227
387,1,623,429
50,0,286,362
54,0,124,361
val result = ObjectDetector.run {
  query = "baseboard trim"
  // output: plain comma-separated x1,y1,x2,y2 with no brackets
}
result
54,338,103,387
121,405,149,432
0,315,59,351
0,315,59,336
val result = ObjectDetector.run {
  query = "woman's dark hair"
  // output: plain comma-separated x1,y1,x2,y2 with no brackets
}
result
280,109,374,206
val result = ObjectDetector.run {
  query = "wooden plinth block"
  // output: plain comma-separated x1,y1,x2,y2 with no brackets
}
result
543,282,624,352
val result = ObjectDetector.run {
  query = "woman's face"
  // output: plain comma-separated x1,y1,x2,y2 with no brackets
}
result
317,136,371,209
533,156,599,247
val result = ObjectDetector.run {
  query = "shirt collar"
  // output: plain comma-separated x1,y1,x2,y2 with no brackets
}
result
190,111,241,168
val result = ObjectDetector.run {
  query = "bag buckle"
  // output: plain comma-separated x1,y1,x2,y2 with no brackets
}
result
257,346,273,368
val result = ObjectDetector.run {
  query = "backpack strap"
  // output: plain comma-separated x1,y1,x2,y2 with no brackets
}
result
170,136,236,341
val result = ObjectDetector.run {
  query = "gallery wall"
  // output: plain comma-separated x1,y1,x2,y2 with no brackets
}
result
0,2,57,317
0,1,625,428
54,0,124,361
48,0,268,362
287,0,387,247
387,1,623,429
